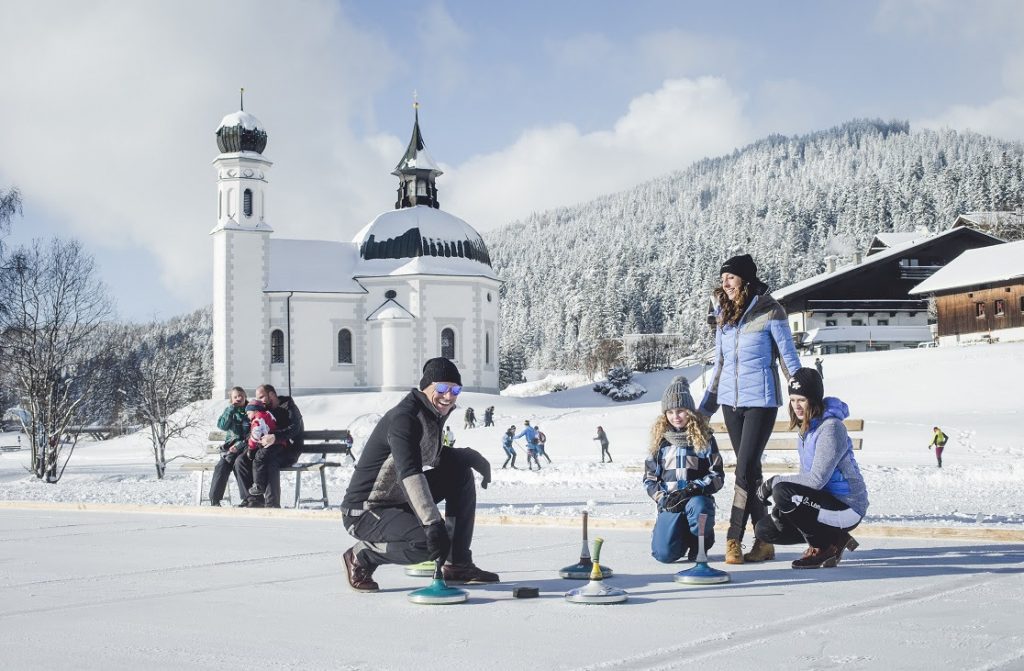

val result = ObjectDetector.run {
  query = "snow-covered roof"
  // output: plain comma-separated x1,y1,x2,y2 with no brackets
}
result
352,205,495,273
266,239,365,293
217,110,264,132
802,325,932,344
872,232,920,247
773,227,990,302
356,254,499,280
909,240,1024,294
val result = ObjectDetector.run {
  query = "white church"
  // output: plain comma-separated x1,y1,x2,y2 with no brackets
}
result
210,103,501,399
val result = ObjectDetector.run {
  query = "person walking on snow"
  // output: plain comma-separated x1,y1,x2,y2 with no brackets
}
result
594,426,612,462
500,425,518,469
515,420,541,470
340,358,498,592
929,426,949,468
535,425,551,464
699,253,802,565
483,406,495,427
464,407,476,430
753,368,868,569
644,376,725,563
443,425,456,448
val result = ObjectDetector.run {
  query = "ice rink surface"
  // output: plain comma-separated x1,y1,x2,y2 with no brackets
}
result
1,506,1022,671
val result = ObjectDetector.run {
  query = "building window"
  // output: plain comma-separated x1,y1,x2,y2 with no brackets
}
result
975,302,986,319
825,319,837,327
243,189,253,217
792,321,798,331
994,300,1006,317
851,319,864,326
441,328,455,360
485,332,491,365
337,329,352,364
877,319,889,326
270,329,284,364
1020,296,1024,313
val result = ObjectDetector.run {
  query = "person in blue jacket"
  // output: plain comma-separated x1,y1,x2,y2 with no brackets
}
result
754,368,867,568
644,376,725,563
699,253,802,565
500,425,518,469
514,420,541,470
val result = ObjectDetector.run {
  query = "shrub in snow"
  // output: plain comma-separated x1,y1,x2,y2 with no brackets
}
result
593,365,647,402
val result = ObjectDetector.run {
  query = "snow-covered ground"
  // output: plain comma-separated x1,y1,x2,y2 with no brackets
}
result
2,343,1024,670
2,342,1023,530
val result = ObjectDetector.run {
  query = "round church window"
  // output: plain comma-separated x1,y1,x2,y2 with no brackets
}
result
385,290,397,299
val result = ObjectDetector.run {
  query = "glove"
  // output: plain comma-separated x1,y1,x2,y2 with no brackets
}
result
756,476,777,505
697,391,719,417
423,521,451,561
661,490,688,514
456,447,491,489
680,481,704,498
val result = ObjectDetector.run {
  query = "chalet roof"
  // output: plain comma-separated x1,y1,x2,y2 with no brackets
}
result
773,226,1003,304
954,211,1024,230
909,240,1024,295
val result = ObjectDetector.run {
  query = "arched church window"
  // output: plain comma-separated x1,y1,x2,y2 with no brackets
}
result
270,329,284,364
337,329,353,364
441,328,455,360
243,189,253,217
416,180,427,196
485,332,491,365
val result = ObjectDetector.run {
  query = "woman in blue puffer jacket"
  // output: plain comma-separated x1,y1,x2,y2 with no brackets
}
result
699,254,802,565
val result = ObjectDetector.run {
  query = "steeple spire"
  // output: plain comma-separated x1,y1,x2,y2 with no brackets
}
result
392,95,442,210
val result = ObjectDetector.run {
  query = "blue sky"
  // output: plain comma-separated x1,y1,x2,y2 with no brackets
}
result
1,0,1022,321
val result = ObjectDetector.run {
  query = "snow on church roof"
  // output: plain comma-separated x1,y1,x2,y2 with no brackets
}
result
217,110,264,132
266,239,364,293
909,240,1024,294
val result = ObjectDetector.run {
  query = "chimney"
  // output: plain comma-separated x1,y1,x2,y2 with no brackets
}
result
825,256,837,273
853,251,863,265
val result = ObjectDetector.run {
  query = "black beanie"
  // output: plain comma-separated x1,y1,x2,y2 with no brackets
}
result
720,254,758,284
419,357,462,390
788,368,824,405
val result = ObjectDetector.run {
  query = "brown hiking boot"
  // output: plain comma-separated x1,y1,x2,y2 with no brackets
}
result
835,533,860,565
791,543,842,569
743,539,776,562
724,539,744,565
342,548,379,592
441,562,500,584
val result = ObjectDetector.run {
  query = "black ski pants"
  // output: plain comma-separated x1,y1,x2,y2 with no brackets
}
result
722,405,778,541
208,450,247,504
343,458,478,568
754,481,862,549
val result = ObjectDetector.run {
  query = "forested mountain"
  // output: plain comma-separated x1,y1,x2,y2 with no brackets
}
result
486,120,1024,381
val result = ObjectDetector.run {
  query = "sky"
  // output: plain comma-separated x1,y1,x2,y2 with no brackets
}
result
2,0,1024,322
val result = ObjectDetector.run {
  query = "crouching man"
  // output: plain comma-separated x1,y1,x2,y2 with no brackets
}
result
340,357,498,592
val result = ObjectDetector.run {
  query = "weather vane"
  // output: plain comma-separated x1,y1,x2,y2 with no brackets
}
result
413,89,419,110
240,87,245,111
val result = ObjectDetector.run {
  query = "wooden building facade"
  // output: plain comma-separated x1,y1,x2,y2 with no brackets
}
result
933,282,1024,338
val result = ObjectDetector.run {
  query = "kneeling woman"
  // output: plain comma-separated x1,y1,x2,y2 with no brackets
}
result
755,369,868,568
644,377,725,562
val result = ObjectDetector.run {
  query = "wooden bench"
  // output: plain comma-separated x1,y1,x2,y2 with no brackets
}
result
709,419,864,452
185,429,355,508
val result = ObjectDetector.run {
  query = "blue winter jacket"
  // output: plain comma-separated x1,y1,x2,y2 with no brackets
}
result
700,289,802,412
514,426,538,445
777,397,869,517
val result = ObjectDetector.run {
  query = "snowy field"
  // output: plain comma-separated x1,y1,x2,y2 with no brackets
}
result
1,343,1024,670
2,342,1023,530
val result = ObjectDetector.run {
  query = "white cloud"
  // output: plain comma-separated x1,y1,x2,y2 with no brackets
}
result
0,0,398,310
443,77,751,230
915,97,1024,142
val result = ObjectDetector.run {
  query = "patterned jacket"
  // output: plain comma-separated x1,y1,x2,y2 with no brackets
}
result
643,429,725,507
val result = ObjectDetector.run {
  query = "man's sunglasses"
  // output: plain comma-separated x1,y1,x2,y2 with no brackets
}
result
435,383,462,395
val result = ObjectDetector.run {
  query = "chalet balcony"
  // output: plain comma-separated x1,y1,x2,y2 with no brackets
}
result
898,265,943,281
806,299,929,314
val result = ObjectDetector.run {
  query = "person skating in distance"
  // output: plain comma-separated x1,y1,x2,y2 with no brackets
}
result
753,368,868,569
340,358,498,592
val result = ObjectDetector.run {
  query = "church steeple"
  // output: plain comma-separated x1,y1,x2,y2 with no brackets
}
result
392,99,442,209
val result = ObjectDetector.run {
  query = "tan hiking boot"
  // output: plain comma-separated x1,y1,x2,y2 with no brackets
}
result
724,539,744,565
743,539,776,562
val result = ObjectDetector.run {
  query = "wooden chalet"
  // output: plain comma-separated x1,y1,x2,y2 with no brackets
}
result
909,239,1024,345
773,226,1003,354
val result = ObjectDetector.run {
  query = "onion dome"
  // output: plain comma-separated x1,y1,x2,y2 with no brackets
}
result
216,110,268,154
353,205,492,268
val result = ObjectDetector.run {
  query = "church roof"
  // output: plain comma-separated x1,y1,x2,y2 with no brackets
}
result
353,205,494,274
266,239,365,293
393,108,442,175
216,109,268,154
